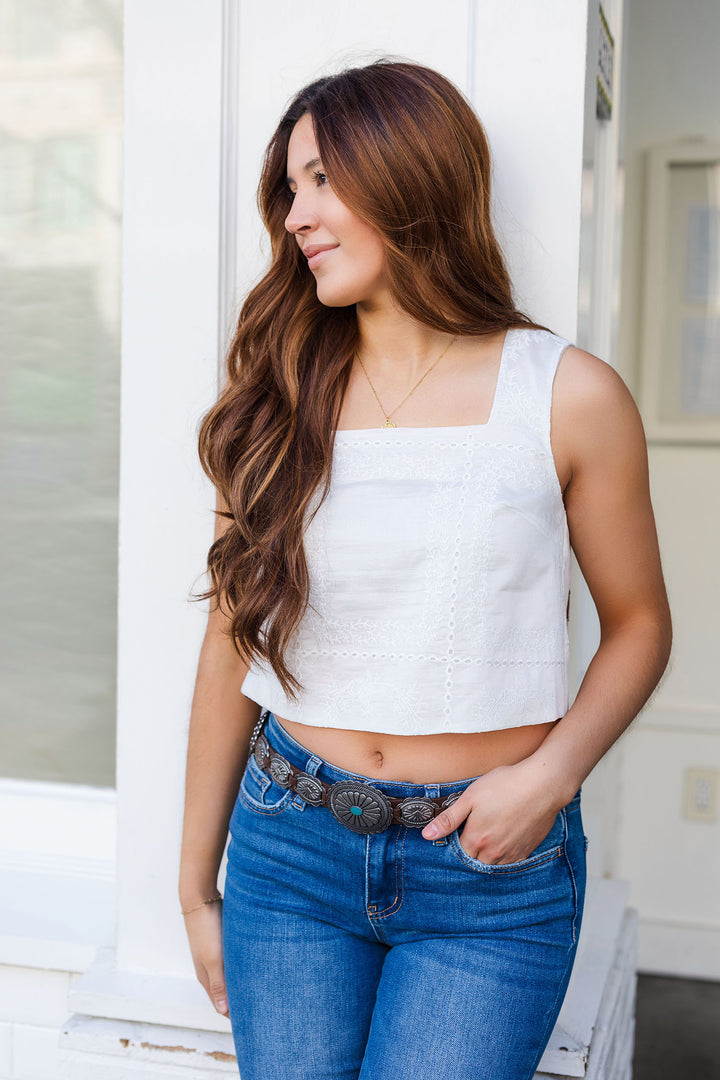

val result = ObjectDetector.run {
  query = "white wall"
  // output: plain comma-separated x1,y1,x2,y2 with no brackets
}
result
614,0,720,978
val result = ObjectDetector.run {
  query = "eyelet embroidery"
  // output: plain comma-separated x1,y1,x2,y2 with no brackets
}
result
242,330,574,735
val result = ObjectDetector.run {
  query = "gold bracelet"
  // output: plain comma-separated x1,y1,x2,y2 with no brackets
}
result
181,893,222,916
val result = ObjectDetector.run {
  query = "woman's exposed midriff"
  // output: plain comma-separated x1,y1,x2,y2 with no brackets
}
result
272,715,561,784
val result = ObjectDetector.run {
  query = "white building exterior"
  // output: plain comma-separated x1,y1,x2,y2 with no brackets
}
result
1,0,717,1076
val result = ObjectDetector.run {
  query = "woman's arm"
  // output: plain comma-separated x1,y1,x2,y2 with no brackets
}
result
178,490,261,1015
422,347,672,858
522,346,673,803
178,490,261,908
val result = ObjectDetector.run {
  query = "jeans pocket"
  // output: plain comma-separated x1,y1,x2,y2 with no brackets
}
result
449,808,566,874
238,754,294,815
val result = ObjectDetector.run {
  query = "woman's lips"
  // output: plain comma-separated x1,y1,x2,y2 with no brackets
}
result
307,246,337,269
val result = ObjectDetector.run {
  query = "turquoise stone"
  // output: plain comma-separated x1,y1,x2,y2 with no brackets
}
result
350,806,363,815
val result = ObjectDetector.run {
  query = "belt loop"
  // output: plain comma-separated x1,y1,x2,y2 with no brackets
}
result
424,783,448,844
291,753,323,810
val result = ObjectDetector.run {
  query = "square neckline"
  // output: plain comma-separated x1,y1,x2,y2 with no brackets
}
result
333,327,515,437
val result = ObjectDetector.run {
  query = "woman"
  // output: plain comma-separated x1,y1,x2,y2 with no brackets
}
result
179,59,672,1080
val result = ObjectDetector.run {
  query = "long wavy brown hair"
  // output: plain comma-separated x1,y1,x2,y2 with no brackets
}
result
193,57,554,700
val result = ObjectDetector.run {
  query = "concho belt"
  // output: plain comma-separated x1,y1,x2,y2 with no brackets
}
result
247,712,461,836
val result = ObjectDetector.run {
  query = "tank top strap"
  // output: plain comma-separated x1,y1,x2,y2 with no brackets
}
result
491,328,575,449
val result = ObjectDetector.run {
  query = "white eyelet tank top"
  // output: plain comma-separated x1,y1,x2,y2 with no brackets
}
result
240,327,574,735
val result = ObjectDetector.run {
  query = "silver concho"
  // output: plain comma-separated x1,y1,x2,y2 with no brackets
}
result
397,796,437,828
294,772,325,805
327,780,394,834
268,753,293,787
441,790,462,810
252,734,269,769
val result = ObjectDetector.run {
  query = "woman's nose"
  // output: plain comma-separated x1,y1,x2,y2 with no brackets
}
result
284,193,318,234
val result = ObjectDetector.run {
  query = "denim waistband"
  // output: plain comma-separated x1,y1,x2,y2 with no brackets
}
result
261,709,487,800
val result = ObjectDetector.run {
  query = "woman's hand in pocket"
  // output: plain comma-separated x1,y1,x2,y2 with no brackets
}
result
420,758,565,864
182,900,229,1017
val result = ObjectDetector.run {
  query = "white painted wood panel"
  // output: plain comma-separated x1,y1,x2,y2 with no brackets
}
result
115,0,225,977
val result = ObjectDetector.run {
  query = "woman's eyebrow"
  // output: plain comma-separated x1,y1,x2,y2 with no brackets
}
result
285,157,322,184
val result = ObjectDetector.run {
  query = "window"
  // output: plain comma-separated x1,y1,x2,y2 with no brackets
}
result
0,0,123,785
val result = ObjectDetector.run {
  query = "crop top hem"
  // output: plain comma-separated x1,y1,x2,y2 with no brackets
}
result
240,676,568,737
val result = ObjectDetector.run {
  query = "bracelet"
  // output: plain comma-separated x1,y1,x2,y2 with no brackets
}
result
181,893,223,916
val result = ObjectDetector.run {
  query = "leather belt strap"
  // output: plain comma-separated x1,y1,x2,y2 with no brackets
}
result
248,723,463,835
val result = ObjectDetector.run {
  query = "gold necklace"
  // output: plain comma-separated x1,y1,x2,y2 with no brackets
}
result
355,335,458,428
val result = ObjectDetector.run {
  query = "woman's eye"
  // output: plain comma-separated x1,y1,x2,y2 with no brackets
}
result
285,170,328,200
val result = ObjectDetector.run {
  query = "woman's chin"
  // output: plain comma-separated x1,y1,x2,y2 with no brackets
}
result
314,283,362,308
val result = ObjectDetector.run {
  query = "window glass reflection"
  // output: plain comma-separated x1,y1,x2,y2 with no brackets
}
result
0,1,123,785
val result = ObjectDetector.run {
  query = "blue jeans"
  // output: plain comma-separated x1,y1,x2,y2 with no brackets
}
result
223,709,587,1080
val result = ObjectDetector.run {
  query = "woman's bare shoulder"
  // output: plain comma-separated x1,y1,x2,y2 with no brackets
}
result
552,344,647,482
554,344,633,408
554,345,642,433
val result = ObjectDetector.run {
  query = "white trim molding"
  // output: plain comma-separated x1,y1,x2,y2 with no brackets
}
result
0,779,116,972
635,701,720,734
638,916,720,981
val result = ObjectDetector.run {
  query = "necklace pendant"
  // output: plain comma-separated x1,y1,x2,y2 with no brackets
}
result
382,418,397,428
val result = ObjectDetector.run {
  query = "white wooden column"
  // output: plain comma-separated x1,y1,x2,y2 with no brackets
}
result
61,0,236,1050
113,0,226,979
